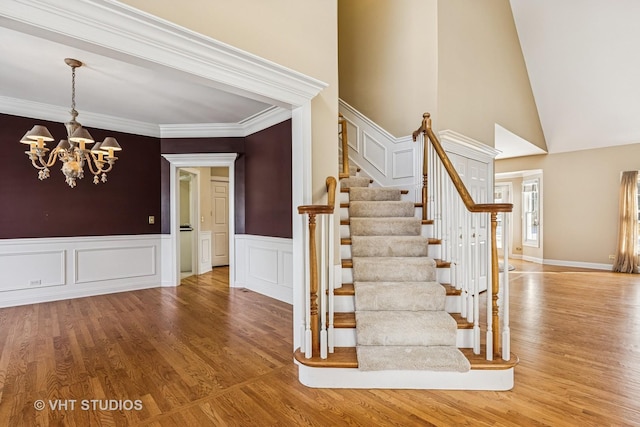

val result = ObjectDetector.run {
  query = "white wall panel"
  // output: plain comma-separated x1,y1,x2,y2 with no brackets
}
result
0,235,163,307
392,148,414,179
0,250,65,291
363,132,387,174
75,246,156,284
235,234,293,304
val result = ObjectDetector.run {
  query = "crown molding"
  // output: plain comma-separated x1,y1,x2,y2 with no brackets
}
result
0,96,161,137
0,0,327,107
159,106,292,138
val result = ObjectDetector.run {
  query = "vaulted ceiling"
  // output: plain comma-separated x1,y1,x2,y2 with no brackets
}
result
1,1,638,155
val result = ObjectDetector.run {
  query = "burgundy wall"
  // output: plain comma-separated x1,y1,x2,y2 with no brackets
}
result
245,120,292,238
0,114,161,239
159,120,292,238
0,113,293,241
160,137,245,235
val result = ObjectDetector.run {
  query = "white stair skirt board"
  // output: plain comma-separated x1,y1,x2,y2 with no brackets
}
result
296,362,514,390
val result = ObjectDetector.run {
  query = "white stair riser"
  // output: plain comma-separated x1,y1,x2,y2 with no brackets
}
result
340,192,349,204
340,244,351,260
333,328,472,348
340,207,349,220
340,224,350,239
342,267,353,284
445,294,462,313
334,295,355,313
427,243,441,259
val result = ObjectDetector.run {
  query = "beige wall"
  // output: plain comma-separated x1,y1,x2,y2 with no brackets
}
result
437,0,545,150
338,0,438,137
496,177,523,259
210,167,229,178
120,0,338,203
339,0,545,150
497,143,640,266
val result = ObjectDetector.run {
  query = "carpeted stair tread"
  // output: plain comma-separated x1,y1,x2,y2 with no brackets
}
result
353,257,436,282
354,281,445,311
348,187,402,201
340,176,372,189
350,217,422,236
351,236,429,257
349,201,415,218
356,346,470,372
355,311,457,346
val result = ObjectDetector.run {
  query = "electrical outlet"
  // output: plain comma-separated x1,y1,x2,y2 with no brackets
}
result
148,215,155,224
609,254,615,260
29,279,42,286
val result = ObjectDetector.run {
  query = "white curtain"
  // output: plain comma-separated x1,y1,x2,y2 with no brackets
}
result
613,171,638,273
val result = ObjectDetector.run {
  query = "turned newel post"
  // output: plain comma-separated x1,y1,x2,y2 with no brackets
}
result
490,211,501,357
307,212,320,356
413,113,431,221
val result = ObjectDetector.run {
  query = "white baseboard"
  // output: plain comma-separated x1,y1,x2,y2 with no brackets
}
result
0,235,164,308
235,234,293,304
522,255,543,264
543,258,612,271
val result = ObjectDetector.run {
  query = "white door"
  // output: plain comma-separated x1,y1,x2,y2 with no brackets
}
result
450,153,489,293
211,181,229,266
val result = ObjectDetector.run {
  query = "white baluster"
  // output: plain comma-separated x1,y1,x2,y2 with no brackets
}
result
303,215,312,358
473,217,481,354
502,213,511,361
328,213,335,354
320,215,328,359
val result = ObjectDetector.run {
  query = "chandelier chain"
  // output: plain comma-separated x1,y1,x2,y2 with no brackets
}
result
71,65,76,114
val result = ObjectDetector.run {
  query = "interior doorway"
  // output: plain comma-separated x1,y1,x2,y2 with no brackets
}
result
163,153,238,287
178,169,199,278
210,167,230,267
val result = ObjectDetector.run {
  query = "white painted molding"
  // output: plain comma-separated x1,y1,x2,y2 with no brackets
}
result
0,234,162,307
235,234,293,304
0,95,161,137
163,153,238,288
159,106,293,138
543,258,612,271
0,0,327,107
439,130,501,163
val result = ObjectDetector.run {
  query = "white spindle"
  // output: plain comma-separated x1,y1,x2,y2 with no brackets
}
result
328,213,335,354
320,215,328,359
502,213,511,361
303,215,312,358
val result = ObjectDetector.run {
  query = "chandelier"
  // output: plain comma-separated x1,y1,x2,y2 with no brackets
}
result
20,58,122,188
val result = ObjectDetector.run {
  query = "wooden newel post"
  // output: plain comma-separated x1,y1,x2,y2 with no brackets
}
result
307,213,320,356
490,212,501,357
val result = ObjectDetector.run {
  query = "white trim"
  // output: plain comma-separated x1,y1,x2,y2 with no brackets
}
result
0,0,327,108
162,153,237,287
234,235,293,304
0,234,162,307
297,363,514,391
439,130,500,162
522,255,544,264
543,259,612,271
159,106,293,138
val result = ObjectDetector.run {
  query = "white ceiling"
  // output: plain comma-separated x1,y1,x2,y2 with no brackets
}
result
0,26,273,137
510,0,640,155
2,3,639,156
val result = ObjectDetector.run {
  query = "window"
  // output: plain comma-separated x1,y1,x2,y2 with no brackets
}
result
494,184,511,250
523,179,540,247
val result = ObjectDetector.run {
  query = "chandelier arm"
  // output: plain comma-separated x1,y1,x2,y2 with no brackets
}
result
44,149,60,167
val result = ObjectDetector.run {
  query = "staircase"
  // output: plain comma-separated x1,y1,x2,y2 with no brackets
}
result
294,113,517,390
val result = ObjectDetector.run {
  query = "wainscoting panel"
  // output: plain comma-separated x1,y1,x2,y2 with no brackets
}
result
0,250,66,292
75,246,156,284
235,234,293,304
0,235,163,307
198,231,212,275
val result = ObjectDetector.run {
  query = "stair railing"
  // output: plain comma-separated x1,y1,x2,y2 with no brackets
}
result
338,114,350,179
413,113,513,361
297,176,337,359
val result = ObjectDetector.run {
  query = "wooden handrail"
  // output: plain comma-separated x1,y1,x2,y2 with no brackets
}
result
297,176,337,357
413,113,512,215
413,112,512,360
338,114,350,179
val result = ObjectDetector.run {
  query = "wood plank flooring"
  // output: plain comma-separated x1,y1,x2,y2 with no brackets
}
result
1,261,639,426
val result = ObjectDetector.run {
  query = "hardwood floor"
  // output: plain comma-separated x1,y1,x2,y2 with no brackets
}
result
1,261,639,426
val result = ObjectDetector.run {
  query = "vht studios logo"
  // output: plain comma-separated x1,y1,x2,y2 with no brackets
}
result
34,399,143,411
